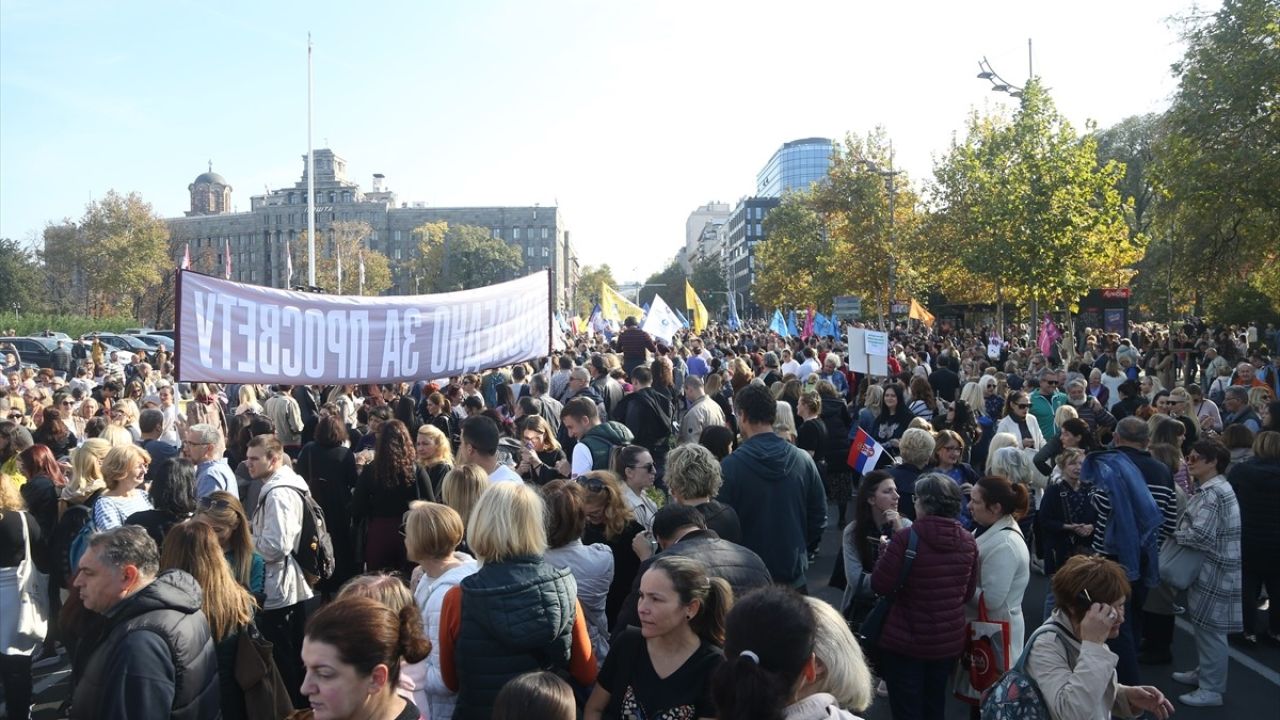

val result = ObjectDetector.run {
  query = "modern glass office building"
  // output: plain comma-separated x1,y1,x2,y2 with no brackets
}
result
756,137,834,197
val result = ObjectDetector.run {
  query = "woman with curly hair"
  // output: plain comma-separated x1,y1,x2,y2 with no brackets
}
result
353,419,434,573
581,470,645,629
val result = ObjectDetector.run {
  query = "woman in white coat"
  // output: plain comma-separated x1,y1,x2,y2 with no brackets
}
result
968,474,1032,652
996,391,1046,455
404,501,479,720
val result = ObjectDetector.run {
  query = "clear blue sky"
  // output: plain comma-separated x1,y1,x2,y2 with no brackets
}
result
0,0,1212,282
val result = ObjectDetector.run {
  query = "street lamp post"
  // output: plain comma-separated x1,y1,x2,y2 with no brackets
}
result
976,39,1034,339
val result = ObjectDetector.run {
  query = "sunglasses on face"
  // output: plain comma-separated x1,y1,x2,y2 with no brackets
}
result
197,497,234,511
1016,403,1031,409
629,463,657,473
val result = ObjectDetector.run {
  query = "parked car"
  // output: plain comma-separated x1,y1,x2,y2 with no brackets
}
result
0,336,59,368
149,329,175,341
136,334,174,352
122,327,157,336
78,334,138,364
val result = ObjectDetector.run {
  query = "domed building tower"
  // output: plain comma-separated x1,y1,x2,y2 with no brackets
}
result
186,162,232,216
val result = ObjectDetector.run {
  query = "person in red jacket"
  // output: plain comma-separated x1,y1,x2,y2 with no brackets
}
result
871,472,979,720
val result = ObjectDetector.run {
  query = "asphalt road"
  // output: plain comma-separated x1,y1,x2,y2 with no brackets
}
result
13,502,1280,718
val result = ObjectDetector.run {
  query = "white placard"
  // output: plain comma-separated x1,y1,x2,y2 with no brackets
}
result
848,328,889,377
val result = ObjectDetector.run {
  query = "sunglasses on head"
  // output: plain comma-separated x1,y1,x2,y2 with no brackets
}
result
197,496,234,511
577,476,606,492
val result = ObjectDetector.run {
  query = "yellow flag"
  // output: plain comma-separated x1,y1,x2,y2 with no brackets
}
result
908,299,935,326
685,280,708,333
600,283,645,323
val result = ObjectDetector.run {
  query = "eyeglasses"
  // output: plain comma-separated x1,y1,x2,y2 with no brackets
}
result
197,497,234,511
629,463,657,474
940,445,962,452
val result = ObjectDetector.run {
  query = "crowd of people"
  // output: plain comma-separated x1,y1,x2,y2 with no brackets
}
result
0,315,1277,720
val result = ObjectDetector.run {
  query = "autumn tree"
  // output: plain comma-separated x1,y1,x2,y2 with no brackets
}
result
293,221,392,296
753,190,829,310
1152,0,1280,316
41,191,170,319
927,80,1140,328
575,264,617,316
409,221,522,294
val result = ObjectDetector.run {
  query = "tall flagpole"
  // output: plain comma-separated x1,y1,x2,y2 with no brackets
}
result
306,33,317,288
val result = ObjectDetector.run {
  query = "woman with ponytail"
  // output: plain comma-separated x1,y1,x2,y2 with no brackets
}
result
301,595,431,720
585,555,732,720
967,474,1032,652
712,585,866,720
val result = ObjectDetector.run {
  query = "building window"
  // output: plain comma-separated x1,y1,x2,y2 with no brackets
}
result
541,247,549,257
371,231,378,242
394,230,401,242
513,227,522,240
541,227,549,240
394,248,402,259
492,227,501,239
527,246,535,257
755,223,763,236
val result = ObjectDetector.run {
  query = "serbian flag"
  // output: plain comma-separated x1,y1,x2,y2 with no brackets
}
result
847,427,885,474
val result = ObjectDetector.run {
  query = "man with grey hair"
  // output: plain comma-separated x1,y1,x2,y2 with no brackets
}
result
529,372,563,434
70,526,219,719
1221,385,1262,433
817,352,850,397
679,374,725,445
183,422,236,500
1088,416,1178,674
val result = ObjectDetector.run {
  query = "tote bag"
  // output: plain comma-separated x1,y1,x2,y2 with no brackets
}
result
954,594,1011,705
0,512,49,654
1158,509,1206,590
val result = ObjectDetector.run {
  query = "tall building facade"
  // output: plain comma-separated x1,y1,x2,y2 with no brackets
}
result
684,202,731,258
165,149,579,310
724,196,780,316
756,137,834,197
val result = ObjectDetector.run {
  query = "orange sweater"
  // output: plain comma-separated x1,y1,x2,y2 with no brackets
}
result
438,584,598,691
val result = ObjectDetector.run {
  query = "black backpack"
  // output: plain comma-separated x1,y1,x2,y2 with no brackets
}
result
258,485,334,586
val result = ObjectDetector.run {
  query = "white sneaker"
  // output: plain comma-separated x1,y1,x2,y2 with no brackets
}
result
1179,689,1223,707
1171,669,1199,686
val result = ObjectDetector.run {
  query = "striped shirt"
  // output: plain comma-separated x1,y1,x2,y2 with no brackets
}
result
1091,447,1178,555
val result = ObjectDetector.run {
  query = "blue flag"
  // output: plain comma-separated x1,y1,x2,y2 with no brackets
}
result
814,312,830,337
770,309,789,337
673,307,691,329
641,302,650,316
787,310,799,338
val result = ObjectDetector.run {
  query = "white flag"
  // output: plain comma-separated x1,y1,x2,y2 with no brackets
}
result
642,294,682,343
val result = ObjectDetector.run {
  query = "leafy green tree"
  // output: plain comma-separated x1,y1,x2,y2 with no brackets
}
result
409,221,522,294
575,263,617,317
754,190,829,310
294,222,392,296
0,238,44,317
927,81,1140,327
41,191,170,319
1152,0,1280,314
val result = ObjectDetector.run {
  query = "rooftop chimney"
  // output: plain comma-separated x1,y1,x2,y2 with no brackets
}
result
372,173,385,193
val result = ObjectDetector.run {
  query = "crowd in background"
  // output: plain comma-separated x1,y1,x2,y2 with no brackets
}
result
0,316,1277,720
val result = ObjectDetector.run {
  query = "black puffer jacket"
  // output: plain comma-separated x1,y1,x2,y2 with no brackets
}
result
454,556,577,720
1228,459,1280,562
70,569,220,720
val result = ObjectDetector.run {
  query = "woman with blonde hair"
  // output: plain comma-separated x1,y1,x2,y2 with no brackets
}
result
91,444,152,531
804,595,874,715
441,464,489,548
856,383,884,433
665,443,741,543
159,519,265,720
70,397,98,440
338,573,430,711
405,500,477,720
416,423,454,496
195,490,266,603
108,398,142,442
438,482,598,719
61,437,110,507
99,424,134,448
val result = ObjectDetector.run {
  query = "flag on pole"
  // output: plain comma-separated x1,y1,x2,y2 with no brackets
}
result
641,302,651,317
1037,315,1062,357
846,427,886,474
908,299,935,326
685,281,708,333
600,283,645,323
787,310,799,338
770,309,789,337
673,307,691,329
727,294,741,331
589,303,609,336
642,294,683,343
181,242,191,270
224,238,232,279
814,312,831,338
802,307,815,340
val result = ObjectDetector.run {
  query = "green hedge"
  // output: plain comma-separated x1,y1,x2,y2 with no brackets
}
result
2,314,140,338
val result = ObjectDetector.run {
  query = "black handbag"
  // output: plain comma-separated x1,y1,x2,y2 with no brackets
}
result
858,528,918,650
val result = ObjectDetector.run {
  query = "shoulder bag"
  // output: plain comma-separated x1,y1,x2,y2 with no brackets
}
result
0,511,49,654
857,528,918,652
1159,509,1205,590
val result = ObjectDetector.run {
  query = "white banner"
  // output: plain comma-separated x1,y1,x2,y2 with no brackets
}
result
177,270,551,384
847,328,889,377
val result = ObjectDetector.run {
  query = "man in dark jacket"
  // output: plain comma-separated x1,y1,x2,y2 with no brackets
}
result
613,365,675,471
588,354,624,418
70,526,219,720
560,397,634,475
614,504,771,630
718,383,827,590
616,316,657,376
557,367,609,455
50,340,72,378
